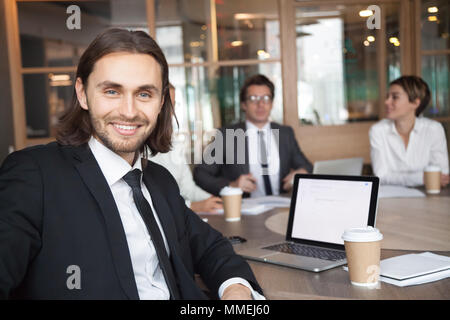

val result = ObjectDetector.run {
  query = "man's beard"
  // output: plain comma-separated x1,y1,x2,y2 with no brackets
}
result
89,112,151,155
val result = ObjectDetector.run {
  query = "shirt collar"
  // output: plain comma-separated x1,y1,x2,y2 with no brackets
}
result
88,136,142,187
245,120,270,132
388,117,422,135
412,116,423,133
388,120,397,135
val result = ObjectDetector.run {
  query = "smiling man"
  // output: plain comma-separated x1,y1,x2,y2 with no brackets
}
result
75,52,163,165
0,29,263,300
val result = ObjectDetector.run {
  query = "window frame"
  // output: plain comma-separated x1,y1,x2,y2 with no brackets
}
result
4,0,449,162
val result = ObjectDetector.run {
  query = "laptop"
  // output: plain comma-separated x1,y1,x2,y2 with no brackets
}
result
313,157,364,176
239,174,379,272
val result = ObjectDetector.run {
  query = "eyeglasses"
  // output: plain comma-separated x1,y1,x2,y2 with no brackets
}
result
246,95,273,104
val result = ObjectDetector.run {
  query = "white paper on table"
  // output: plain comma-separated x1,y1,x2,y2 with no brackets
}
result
379,269,450,287
210,203,271,216
240,203,271,215
379,252,450,287
199,195,289,216
380,252,450,280
200,202,273,216
243,195,291,207
343,252,450,287
378,185,425,199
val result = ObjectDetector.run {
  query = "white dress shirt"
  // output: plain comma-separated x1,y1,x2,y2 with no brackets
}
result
89,136,170,300
369,117,449,186
246,121,280,198
88,137,264,300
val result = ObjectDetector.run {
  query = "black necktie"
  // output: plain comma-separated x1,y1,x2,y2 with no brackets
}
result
123,169,180,299
258,130,273,195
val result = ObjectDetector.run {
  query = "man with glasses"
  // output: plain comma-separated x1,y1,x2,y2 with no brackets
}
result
194,74,312,198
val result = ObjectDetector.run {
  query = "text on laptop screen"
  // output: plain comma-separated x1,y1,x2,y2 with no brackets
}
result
291,178,373,245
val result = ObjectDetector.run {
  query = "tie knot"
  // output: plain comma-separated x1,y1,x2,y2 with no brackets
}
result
123,169,142,189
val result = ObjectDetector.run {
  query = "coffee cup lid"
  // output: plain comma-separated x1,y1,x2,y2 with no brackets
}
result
219,186,243,196
342,226,383,242
424,165,440,172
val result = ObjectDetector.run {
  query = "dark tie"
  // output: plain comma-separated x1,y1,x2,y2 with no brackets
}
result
258,130,273,195
122,169,180,299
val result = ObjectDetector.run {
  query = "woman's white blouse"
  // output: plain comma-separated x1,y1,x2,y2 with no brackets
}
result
369,117,449,186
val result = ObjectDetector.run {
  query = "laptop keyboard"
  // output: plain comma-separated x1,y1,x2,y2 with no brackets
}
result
263,242,346,261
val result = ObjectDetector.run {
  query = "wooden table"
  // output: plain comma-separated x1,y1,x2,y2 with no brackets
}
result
264,189,450,252
377,187,450,251
201,187,450,299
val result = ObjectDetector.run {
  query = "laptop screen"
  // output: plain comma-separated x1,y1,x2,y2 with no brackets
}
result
289,176,377,246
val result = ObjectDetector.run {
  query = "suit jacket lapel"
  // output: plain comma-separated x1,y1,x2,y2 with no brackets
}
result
240,122,250,175
69,144,139,300
141,168,178,256
271,122,287,190
142,168,207,299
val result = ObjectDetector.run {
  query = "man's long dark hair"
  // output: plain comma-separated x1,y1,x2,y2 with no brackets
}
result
56,28,173,156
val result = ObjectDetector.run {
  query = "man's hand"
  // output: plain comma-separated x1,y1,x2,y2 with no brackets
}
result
221,283,252,300
282,168,308,191
230,174,257,193
441,173,450,187
190,196,223,214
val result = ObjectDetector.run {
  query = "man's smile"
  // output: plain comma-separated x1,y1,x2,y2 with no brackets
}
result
110,122,143,136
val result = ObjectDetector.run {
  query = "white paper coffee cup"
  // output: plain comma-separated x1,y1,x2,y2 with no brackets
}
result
342,227,383,243
424,165,441,194
342,227,383,287
219,187,243,197
219,187,243,222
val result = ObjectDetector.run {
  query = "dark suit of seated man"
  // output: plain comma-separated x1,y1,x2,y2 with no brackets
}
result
0,29,263,300
193,74,313,198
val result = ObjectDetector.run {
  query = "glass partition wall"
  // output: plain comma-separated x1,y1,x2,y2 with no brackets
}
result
155,0,282,154
13,0,282,152
5,0,450,160
295,2,401,126
420,0,450,119
16,0,149,141
419,0,450,155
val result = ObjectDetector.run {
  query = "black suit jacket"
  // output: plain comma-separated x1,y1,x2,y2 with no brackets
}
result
0,142,261,299
193,122,313,197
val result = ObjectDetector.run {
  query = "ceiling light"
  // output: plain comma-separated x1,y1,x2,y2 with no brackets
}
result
257,50,270,59
359,9,373,17
49,74,70,81
49,74,72,87
367,36,375,42
427,7,438,13
389,37,399,43
231,40,243,47
190,41,203,48
234,13,277,20
297,10,341,18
